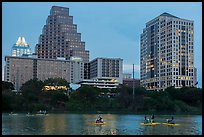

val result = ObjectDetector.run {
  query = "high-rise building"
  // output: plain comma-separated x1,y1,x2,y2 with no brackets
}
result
140,12,194,91
89,57,123,84
35,6,89,62
11,37,32,57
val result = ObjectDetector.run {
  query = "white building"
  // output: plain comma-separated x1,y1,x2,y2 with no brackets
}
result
89,57,123,84
79,77,119,89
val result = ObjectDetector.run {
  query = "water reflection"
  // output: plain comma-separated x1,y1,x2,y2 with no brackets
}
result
42,114,67,135
2,113,202,135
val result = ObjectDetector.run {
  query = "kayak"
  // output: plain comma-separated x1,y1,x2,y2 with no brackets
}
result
92,122,107,125
140,122,160,126
162,123,180,126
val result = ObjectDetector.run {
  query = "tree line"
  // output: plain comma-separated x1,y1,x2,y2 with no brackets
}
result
2,78,202,114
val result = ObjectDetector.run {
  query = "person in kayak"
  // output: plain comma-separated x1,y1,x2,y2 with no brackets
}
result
150,114,155,123
96,115,103,123
144,115,150,123
167,116,174,124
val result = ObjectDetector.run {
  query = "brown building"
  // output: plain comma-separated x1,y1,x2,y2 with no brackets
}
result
123,78,140,88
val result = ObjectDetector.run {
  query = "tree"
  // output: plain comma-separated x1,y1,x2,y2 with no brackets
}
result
2,81,14,91
67,85,100,111
20,78,44,103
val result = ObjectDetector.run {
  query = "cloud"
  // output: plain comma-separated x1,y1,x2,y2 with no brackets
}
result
123,64,140,73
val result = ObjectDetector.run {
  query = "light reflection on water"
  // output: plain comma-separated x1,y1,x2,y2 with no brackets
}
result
2,113,202,135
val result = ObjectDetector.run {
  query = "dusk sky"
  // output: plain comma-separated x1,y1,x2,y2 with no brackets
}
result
2,2,202,88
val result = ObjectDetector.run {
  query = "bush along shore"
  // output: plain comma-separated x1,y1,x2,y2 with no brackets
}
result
2,79,202,115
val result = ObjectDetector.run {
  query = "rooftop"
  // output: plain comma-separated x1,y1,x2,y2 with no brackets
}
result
160,12,179,18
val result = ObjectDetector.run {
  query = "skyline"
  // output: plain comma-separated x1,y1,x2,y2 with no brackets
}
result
2,2,202,88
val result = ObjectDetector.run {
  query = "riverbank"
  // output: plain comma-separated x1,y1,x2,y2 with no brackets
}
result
3,109,202,115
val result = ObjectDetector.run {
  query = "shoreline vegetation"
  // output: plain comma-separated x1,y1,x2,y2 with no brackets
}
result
2,78,202,115
3,110,202,115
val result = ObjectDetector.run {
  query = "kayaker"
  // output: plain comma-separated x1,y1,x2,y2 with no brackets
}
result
150,114,155,123
96,115,103,123
167,116,174,124
144,115,150,123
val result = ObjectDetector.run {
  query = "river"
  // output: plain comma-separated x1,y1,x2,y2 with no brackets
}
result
2,113,202,135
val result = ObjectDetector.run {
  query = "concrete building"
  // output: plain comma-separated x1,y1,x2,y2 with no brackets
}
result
11,37,32,57
89,57,123,84
123,78,140,88
35,6,89,62
140,12,195,91
4,56,85,92
70,57,84,83
79,77,119,89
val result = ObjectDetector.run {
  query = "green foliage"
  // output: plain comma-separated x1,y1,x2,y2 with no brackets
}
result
2,89,15,111
2,81,14,91
2,78,202,114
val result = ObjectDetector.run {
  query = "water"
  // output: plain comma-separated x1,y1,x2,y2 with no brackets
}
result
2,113,202,135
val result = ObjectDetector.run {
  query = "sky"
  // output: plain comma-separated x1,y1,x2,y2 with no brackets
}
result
2,2,202,88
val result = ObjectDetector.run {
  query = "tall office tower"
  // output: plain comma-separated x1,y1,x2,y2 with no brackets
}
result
11,37,32,57
89,57,123,84
35,6,89,62
140,12,194,91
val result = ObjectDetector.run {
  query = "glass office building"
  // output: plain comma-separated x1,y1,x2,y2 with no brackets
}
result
140,12,195,91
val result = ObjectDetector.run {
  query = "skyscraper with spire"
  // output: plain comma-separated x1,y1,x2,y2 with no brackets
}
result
35,6,89,62
11,37,32,57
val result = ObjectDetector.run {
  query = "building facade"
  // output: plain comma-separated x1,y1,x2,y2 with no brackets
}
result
70,57,84,83
79,77,119,89
89,57,123,84
84,62,90,79
140,12,195,91
123,78,140,88
35,6,89,62
11,37,32,57
4,56,85,91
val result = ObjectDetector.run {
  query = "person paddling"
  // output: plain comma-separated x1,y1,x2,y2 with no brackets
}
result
150,114,155,123
167,116,174,124
96,115,103,123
